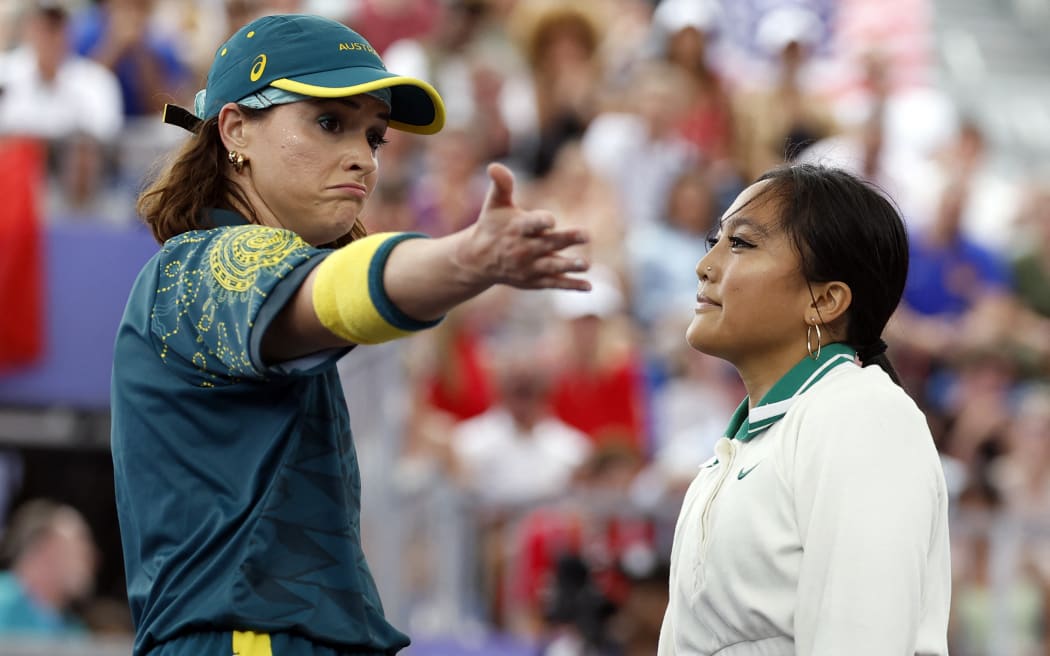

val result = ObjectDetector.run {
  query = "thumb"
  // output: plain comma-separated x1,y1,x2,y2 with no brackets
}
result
483,162,516,210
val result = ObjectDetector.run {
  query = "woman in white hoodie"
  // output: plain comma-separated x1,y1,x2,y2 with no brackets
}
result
659,163,950,655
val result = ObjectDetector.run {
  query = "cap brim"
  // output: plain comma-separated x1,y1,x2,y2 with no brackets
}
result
270,69,445,135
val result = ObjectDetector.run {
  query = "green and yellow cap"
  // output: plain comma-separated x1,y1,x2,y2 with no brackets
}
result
164,14,445,135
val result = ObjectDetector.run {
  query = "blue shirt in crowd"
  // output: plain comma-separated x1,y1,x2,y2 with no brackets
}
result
0,572,85,637
903,231,1011,317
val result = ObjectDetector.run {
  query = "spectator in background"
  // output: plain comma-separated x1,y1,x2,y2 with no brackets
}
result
796,49,895,185
508,446,651,646
903,173,1012,319
467,56,514,162
72,0,191,118
349,0,441,55
1011,183,1050,320
0,1,123,143
409,301,499,432
410,127,488,236
224,0,309,35
0,499,98,638
582,61,699,232
900,119,1022,255
507,0,608,178
732,6,837,182
360,174,418,233
449,341,592,633
992,383,1050,522
0,0,124,213
627,164,718,329
983,388,1050,654
547,266,648,458
0,452,22,536
949,384,1050,656
933,348,1017,484
382,0,499,130
538,553,621,656
642,343,741,495
616,558,671,656
451,344,591,514
650,0,735,167
358,127,430,228
891,162,1015,374
525,139,627,277
585,0,652,86
890,122,1050,386
800,47,959,205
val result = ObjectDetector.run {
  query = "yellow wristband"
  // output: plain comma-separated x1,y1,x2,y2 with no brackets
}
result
312,232,441,344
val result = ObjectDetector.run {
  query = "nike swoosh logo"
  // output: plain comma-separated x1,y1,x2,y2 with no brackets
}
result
737,463,759,480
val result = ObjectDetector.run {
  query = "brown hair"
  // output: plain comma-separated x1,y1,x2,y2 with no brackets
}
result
137,110,367,247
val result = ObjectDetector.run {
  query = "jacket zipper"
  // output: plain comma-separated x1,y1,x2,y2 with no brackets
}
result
695,437,736,589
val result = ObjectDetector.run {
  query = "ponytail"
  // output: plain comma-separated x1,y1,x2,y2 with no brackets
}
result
856,339,903,387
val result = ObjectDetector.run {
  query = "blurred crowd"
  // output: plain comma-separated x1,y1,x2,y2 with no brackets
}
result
1,0,1049,654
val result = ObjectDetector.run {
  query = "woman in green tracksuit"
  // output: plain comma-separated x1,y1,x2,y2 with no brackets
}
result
110,13,590,656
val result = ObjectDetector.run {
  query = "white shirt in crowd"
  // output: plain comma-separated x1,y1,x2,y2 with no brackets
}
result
452,408,592,510
0,46,123,142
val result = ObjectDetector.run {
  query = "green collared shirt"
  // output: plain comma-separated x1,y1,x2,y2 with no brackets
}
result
723,343,858,442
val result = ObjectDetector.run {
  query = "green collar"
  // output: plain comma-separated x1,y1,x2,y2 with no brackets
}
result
724,343,857,442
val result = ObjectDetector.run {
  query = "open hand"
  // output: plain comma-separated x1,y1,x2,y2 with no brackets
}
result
455,163,591,291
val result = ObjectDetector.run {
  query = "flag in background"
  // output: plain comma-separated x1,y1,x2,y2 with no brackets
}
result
0,137,45,370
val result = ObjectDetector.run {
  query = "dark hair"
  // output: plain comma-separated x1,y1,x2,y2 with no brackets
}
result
752,163,908,385
137,110,366,247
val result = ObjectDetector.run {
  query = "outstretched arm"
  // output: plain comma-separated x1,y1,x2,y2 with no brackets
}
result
261,163,589,363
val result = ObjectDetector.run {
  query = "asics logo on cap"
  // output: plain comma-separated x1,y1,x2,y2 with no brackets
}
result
250,54,267,82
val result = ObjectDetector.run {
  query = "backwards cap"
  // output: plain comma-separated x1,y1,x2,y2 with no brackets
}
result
164,14,445,135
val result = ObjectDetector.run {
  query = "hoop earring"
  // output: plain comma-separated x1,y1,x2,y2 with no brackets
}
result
806,323,822,360
228,150,246,173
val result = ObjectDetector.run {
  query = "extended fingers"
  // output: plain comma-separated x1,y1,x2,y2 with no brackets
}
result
526,274,593,292
517,211,557,237
510,254,591,291
533,228,589,254
533,253,589,276
516,212,588,252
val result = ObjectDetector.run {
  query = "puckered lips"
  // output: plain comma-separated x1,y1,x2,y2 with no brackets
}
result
328,181,369,198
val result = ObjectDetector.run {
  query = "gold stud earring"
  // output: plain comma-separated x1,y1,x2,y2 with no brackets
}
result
228,150,246,173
